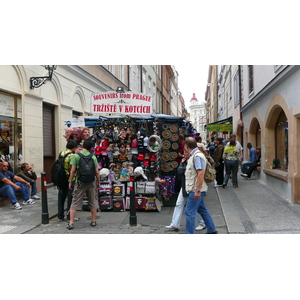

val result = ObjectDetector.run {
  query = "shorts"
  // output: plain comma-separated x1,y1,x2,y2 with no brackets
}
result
70,181,99,211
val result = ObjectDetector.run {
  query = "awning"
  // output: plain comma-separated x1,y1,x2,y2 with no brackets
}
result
205,116,233,132
83,114,187,128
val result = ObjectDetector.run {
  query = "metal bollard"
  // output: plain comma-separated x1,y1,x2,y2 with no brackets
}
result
129,174,137,226
40,172,49,224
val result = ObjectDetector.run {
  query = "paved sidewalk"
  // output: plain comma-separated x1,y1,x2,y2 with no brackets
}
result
4,170,298,234
0,184,228,234
216,172,300,234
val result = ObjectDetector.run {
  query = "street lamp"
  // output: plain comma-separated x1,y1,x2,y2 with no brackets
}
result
30,65,57,89
116,86,125,93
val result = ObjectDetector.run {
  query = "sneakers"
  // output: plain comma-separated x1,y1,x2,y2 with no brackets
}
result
23,199,35,205
241,174,249,178
31,195,40,200
13,202,22,210
222,183,227,188
195,225,206,231
214,184,222,187
165,225,180,231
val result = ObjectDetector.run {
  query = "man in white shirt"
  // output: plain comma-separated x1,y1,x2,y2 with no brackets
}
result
195,136,208,156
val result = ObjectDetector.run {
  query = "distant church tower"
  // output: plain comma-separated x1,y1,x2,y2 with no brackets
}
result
189,93,207,139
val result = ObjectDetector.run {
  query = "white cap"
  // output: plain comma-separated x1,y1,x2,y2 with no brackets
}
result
100,168,110,180
134,166,147,180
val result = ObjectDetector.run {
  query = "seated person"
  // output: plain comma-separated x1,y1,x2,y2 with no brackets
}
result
0,161,34,209
17,163,40,199
241,147,261,179
241,142,257,174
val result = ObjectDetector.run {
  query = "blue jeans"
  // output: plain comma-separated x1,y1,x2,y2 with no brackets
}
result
58,183,74,220
170,188,205,228
185,191,216,234
224,160,239,186
30,181,37,196
241,161,254,174
0,182,30,204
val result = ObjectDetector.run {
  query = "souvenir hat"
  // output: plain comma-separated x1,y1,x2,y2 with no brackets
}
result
134,166,148,180
100,168,110,180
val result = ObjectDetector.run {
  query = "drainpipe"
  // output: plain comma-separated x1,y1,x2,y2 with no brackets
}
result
127,65,130,91
140,65,143,93
161,66,163,114
238,65,244,147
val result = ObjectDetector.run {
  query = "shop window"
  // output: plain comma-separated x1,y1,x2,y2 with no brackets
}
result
0,92,22,172
275,111,288,170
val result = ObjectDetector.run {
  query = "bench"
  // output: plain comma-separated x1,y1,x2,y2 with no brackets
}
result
0,194,23,206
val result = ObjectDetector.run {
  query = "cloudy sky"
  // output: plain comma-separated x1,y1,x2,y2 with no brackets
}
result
176,64,209,109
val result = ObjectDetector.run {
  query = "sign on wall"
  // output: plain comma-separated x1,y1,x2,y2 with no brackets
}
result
205,123,233,132
92,92,153,115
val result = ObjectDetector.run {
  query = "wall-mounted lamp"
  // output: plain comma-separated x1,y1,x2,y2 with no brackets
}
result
30,65,57,89
116,86,125,93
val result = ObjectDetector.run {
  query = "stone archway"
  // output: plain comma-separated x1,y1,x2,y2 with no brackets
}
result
249,117,261,148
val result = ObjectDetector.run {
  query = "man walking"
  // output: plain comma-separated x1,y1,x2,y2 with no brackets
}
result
67,139,100,230
0,161,35,209
184,137,217,234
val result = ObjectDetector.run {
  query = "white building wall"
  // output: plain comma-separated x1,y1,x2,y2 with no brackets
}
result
241,65,288,106
0,65,126,175
129,65,156,114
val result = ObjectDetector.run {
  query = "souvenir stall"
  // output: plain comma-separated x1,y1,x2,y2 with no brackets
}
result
77,114,191,212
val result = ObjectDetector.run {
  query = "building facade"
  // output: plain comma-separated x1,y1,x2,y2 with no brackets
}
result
189,93,206,139
0,65,184,188
206,65,300,204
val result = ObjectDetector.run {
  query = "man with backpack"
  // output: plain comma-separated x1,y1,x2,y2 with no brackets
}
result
67,139,100,230
184,137,217,234
55,139,77,222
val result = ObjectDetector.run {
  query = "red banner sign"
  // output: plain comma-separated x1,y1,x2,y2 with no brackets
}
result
92,92,153,115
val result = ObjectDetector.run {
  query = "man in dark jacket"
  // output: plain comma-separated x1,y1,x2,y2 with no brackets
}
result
213,138,224,187
17,163,39,200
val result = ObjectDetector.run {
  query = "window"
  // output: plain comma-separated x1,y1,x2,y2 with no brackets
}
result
248,65,254,93
107,65,115,74
0,92,22,172
275,111,288,170
148,76,152,92
234,70,240,107
119,65,124,82
142,69,146,93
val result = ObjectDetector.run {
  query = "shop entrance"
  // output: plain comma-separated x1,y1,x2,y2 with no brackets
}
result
43,103,55,181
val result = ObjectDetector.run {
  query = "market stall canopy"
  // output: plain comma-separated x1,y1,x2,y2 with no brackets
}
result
83,114,187,127
205,116,233,132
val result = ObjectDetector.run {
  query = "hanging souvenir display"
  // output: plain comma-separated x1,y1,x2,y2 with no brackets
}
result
71,114,188,211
